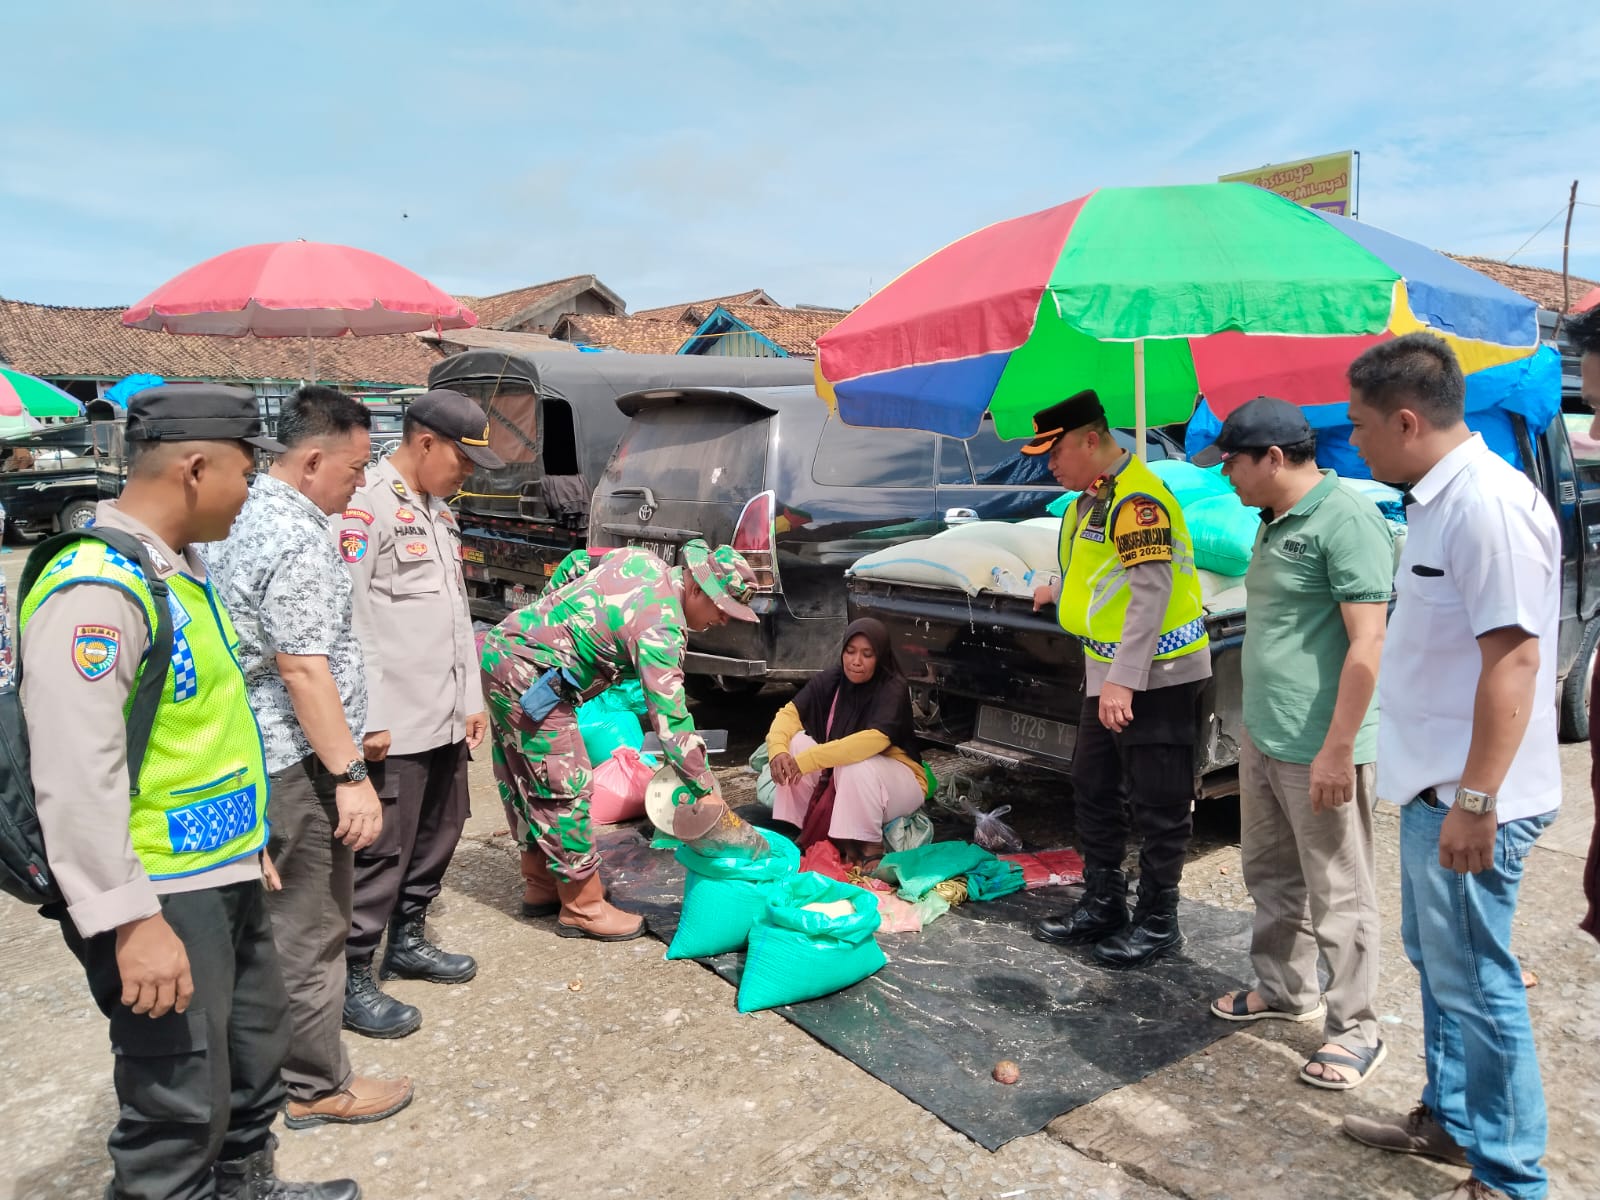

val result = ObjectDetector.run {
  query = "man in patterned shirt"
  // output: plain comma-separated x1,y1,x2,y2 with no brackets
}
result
481,540,759,939
206,386,414,1127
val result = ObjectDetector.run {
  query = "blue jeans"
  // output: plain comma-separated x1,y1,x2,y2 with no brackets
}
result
1400,798,1556,1200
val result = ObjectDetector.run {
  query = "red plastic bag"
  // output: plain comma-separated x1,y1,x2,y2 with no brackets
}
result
589,747,656,824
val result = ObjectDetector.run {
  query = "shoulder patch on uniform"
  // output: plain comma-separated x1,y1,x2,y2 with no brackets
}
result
72,625,121,680
1112,494,1173,566
340,530,369,563
343,507,374,525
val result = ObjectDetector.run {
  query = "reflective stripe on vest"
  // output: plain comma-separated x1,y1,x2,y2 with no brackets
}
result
19,539,269,880
1056,456,1210,665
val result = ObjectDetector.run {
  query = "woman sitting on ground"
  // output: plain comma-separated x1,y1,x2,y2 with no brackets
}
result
765,618,925,865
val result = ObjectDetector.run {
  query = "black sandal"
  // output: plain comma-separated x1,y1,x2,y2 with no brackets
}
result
1209,990,1326,1023
1299,1040,1387,1091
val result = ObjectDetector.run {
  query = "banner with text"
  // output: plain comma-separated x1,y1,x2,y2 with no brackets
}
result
1220,151,1354,216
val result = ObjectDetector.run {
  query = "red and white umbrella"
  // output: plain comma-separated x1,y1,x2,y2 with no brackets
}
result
123,240,477,337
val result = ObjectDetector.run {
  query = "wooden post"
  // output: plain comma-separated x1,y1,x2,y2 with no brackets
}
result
1557,180,1579,337
1134,338,1148,461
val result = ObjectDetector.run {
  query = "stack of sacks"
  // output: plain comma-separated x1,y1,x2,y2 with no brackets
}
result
847,520,1058,597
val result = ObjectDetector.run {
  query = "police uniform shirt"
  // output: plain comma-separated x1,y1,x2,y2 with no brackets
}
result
336,456,483,756
1053,451,1212,697
20,502,260,938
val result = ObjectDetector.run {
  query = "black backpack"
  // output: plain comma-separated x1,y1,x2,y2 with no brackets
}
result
0,528,175,906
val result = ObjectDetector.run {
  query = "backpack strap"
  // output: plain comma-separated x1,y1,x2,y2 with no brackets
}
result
16,528,177,787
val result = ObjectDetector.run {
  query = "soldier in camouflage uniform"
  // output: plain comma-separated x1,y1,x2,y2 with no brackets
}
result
481,540,759,940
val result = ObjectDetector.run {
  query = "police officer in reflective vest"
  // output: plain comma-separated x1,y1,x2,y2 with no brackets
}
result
1026,390,1212,969
20,385,358,1198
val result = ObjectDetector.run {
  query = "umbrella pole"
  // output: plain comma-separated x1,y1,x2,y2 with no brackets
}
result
1134,337,1148,462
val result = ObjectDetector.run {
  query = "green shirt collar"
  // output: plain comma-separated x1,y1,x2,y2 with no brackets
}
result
1267,469,1338,524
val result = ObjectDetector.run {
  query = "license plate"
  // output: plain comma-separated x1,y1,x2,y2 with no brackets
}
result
504,584,536,611
976,705,1076,762
463,546,485,564
628,538,677,564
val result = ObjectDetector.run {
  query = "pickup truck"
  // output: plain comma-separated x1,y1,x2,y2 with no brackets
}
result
0,413,122,539
848,401,1600,796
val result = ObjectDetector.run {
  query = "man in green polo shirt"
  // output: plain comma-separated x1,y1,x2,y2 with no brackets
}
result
1192,397,1394,1092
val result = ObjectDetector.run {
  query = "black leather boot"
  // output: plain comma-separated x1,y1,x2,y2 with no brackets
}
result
1093,883,1183,969
214,1134,361,1199
343,958,422,1039
380,911,478,983
1033,868,1129,945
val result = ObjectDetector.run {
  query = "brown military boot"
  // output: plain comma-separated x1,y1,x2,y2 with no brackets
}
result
520,850,559,918
554,873,645,941
284,1074,415,1129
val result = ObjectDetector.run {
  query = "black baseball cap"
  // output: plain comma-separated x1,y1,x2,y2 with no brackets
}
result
1190,396,1313,467
125,384,285,452
1020,389,1106,456
408,389,506,470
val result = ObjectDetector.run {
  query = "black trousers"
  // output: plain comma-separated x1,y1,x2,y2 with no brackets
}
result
56,881,290,1200
1071,681,1200,892
346,740,471,961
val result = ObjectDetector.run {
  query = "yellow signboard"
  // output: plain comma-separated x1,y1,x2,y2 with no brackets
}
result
1220,151,1355,217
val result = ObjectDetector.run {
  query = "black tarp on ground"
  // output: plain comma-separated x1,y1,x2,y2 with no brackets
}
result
600,828,1253,1150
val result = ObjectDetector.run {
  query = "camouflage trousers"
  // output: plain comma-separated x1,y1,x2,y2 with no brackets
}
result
482,664,601,883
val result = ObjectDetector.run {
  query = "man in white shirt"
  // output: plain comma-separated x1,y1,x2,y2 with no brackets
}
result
1339,333,1560,1200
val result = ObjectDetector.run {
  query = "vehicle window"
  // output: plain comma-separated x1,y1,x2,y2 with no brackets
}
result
937,438,972,484
1563,412,1600,491
813,418,936,488
963,421,1055,485
608,402,770,503
1111,429,1174,461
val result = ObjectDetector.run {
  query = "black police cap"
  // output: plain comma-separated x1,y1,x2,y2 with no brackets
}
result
125,384,285,452
1190,396,1313,467
1020,389,1106,456
407,389,506,471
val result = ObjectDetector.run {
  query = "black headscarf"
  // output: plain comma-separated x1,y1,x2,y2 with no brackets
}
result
792,618,919,758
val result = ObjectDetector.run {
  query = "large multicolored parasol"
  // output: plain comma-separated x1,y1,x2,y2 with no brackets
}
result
815,184,1542,446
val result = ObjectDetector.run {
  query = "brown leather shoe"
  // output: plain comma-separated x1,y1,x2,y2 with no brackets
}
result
555,873,645,941
520,850,558,918
284,1074,415,1129
1342,1104,1469,1167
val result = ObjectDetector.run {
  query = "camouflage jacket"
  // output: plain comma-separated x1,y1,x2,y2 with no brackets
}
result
483,548,712,796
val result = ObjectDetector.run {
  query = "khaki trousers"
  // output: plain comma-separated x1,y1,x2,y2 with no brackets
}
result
265,755,355,1102
1239,730,1381,1050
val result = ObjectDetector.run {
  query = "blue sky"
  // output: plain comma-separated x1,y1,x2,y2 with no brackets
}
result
3,2,1597,312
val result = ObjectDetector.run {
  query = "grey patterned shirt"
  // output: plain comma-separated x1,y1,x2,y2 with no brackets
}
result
203,473,367,775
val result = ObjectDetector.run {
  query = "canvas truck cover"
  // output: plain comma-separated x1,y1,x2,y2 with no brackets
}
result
428,350,813,519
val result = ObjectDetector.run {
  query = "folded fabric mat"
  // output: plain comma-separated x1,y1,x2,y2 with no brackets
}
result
874,840,995,900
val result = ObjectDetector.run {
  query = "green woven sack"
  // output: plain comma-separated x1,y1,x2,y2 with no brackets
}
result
736,872,886,1013
665,830,800,960
576,690,644,763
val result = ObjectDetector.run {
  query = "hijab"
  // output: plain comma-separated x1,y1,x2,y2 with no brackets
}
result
792,617,919,758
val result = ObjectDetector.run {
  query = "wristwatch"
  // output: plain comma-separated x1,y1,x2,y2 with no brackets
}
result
332,759,370,784
1454,786,1496,815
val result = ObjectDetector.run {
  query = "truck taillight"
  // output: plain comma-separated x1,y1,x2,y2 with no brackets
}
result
732,490,780,593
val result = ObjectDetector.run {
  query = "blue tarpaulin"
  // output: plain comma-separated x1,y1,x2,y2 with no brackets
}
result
1184,345,1563,478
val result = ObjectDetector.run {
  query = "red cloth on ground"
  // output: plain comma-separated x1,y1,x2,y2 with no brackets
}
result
1000,849,1086,889
800,837,851,880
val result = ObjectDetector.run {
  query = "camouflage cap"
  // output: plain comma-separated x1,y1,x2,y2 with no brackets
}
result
680,540,760,623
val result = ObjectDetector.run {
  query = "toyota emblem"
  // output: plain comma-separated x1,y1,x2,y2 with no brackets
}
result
638,502,656,523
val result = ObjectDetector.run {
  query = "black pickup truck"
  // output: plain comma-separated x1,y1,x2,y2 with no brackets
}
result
848,401,1600,796
0,414,122,539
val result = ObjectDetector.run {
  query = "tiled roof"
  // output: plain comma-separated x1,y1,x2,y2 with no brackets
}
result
1447,256,1600,313
457,275,625,329
631,290,779,322
690,303,847,357
551,313,696,355
0,298,439,386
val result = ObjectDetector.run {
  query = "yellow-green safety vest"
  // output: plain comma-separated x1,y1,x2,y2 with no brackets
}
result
1056,455,1209,665
19,538,269,881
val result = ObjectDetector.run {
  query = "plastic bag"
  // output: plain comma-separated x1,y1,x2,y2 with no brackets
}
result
736,872,885,1013
749,744,777,811
589,746,657,824
576,689,645,763
666,829,800,961
882,809,934,853
967,802,1023,853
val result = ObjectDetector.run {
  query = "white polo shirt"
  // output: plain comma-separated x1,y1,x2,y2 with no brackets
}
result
1376,434,1561,822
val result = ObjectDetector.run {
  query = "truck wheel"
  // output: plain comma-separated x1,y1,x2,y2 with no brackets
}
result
59,500,97,531
1559,616,1600,742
